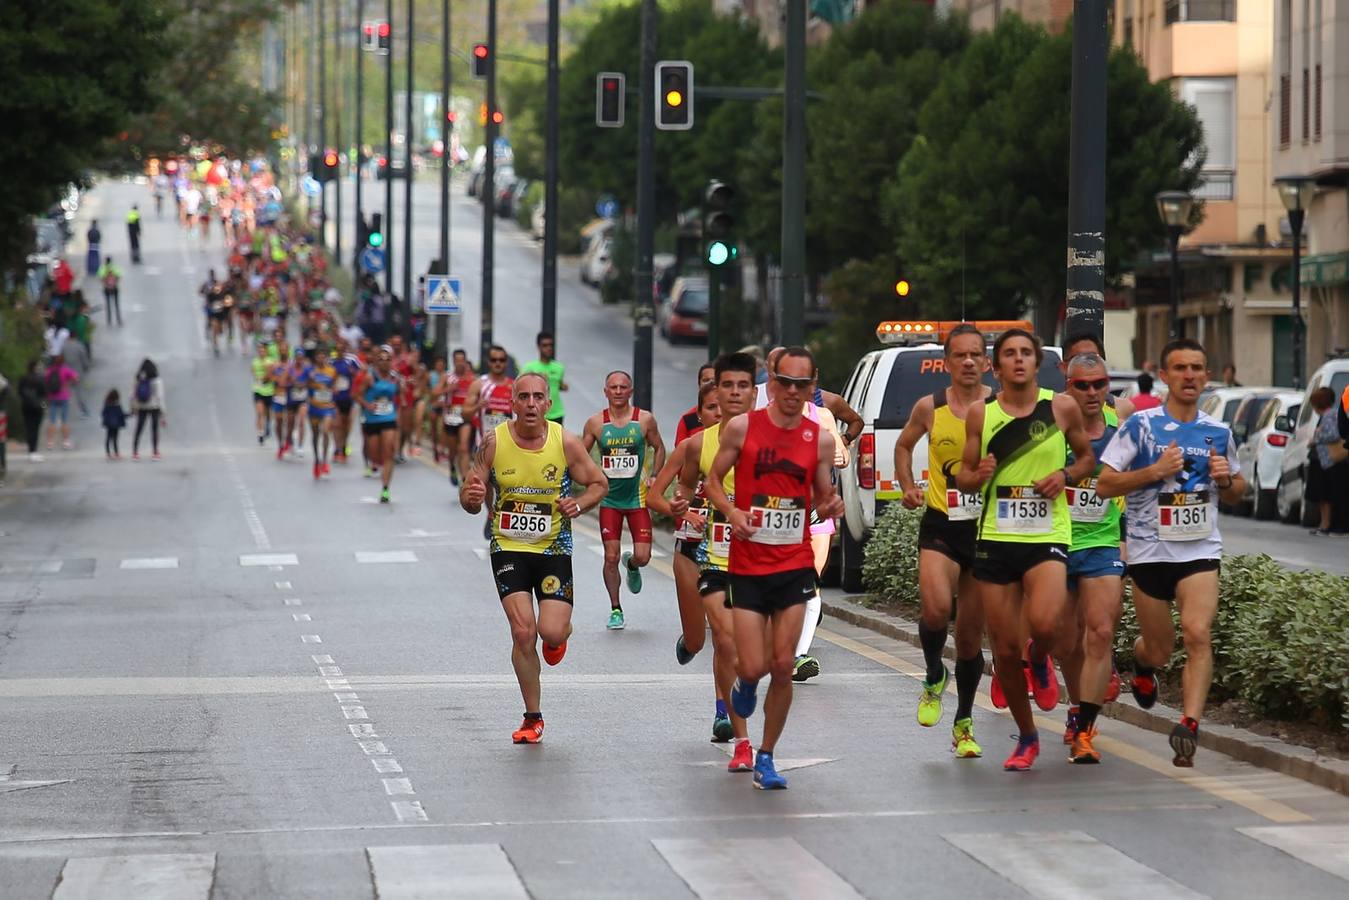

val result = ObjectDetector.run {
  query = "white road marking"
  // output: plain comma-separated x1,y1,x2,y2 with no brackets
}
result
349,724,378,737
275,581,292,589
359,740,390,755
944,831,1206,899
292,613,312,622
373,759,403,774
240,553,298,567
355,550,419,564
653,837,863,899
334,692,360,702
118,557,179,570
285,598,302,606
300,635,322,644
311,654,334,664
704,746,836,772
382,778,415,795
390,801,428,822
325,679,350,689
366,844,528,898
1239,825,1349,882
0,561,63,575
52,852,216,900
318,666,343,677
343,706,369,720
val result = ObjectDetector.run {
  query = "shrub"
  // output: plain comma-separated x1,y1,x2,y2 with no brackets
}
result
1,298,45,426
516,181,543,232
861,501,923,608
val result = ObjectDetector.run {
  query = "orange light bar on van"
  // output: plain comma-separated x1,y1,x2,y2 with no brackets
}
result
875,320,1035,346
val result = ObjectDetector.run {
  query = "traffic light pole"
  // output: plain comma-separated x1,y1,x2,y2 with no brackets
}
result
383,0,394,296
780,0,806,347
354,0,364,282
708,271,721,361
1064,0,1108,343
632,0,656,411
436,0,451,361
542,0,560,343
333,0,342,266
402,0,414,345
480,0,498,366
318,0,328,244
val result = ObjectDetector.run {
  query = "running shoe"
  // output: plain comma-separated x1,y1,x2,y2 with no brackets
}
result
410,446,421,457
711,711,733,743
364,466,375,478
607,608,625,630
322,462,331,476
1169,718,1198,768
1069,726,1101,764
450,468,459,487
293,446,305,458
313,462,321,480
1105,667,1122,703
379,487,390,504
152,452,162,462
512,716,544,744
1063,706,1080,745
951,717,982,758
622,551,643,594
277,444,286,461
753,751,787,790
1002,733,1040,772
258,434,265,446
1028,648,1060,711
917,665,948,727
989,667,1008,709
1130,671,1158,710
542,640,567,666
675,635,696,666
728,739,754,772
731,678,759,719
792,655,820,683
394,453,406,464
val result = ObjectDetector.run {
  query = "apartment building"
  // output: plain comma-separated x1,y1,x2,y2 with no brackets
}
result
947,0,1072,32
1273,0,1349,377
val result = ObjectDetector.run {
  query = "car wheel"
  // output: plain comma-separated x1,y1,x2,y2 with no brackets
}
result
1254,486,1278,520
839,524,865,594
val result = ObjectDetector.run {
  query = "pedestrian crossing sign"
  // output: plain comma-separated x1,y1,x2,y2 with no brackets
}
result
425,276,460,314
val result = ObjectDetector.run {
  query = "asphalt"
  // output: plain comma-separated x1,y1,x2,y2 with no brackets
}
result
1,180,1348,899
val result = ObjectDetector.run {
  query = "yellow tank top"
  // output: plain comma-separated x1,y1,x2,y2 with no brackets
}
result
490,421,571,555
924,390,983,522
978,388,1071,545
697,423,736,571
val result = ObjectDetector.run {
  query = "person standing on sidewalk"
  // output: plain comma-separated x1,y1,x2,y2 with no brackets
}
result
1306,387,1346,536
97,257,123,326
102,389,127,460
18,360,46,461
85,221,102,276
43,354,79,450
520,332,568,429
126,206,142,263
62,334,91,418
130,358,166,461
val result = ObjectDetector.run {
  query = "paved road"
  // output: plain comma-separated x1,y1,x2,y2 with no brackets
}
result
2,182,1348,898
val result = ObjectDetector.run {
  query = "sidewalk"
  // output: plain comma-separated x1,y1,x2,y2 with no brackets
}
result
820,591,1349,798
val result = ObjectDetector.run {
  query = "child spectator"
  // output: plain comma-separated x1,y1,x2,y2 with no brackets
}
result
102,390,128,460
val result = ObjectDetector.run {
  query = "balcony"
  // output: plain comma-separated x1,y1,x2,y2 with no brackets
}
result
1165,0,1235,25
1194,169,1234,202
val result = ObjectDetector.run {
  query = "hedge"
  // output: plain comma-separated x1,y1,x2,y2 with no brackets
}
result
861,502,1349,731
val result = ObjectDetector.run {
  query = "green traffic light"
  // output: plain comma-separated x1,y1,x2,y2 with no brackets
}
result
368,233,383,248
707,241,730,266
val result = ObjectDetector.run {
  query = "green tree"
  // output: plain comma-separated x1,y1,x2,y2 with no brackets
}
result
886,14,1205,334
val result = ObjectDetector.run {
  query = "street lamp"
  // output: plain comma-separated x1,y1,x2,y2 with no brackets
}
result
1155,190,1194,341
1275,174,1315,389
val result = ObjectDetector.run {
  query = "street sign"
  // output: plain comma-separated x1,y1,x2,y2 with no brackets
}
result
360,246,386,275
425,276,461,314
597,195,619,219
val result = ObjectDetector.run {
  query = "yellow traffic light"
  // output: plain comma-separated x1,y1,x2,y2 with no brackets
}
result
895,280,911,297
665,90,684,108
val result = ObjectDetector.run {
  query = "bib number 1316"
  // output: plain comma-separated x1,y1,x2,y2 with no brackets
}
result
749,495,805,545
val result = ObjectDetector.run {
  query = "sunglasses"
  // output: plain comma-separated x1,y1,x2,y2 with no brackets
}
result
489,356,508,363
1071,378,1110,392
774,374,813,389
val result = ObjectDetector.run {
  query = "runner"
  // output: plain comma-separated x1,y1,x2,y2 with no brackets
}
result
306,347,337,480
464,347,515,534
331,339,364,464
674,363,717,445
701,347,845,790
1096,337,1244,767
439,349,476,485
581,371,666,630
427,356,448,463
251,342,275,445
893,323,991,758
457,372,608,744
286,348,310,459
955,328,1095,771
676,352,759,763
390,337,419,462
269,343,292,460
519,331,568,428
355,345,401,503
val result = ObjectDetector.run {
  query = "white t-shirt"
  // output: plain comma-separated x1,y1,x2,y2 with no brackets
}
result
45,327,70,358
184,189,202,215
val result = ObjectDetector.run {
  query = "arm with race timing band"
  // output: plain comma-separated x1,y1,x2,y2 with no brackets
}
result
646,441,692,520
894,394,935,509
822,389,863,444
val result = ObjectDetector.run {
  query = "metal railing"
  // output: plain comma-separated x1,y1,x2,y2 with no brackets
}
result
1164,0,1235,25
1195,169,1234,201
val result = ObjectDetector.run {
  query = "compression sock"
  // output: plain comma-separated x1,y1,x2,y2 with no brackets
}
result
795,593,822,657
1077,701,1102,733
918,622,949,686
954,655,983,721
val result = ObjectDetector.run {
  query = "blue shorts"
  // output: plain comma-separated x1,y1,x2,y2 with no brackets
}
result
271,400,286,413
48,399,69,423
1068,545,1125,587
308,407,335,419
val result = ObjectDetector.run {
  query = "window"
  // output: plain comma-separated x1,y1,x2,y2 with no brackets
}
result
1164,0,1235,24
1279,0,1292,147
1302,1,1311,141
1180,78,1236,200
1123,0,1134,48
1314,0,1323,140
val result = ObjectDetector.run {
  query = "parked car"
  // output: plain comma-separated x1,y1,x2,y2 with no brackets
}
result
1234,390,1302,519
652,253,679,306
530,202,546,240
1277,357,1349,525
658,276,710,344
1229,391,1282,447
1200,386,1269,427
580,236,612,286
376,155,408,180
491,166,517,217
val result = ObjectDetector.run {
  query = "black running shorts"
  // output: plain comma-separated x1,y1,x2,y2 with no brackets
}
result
697,567,729,598
490,551,574,605
1129,559,1220,603
728,567,817,616
918,508,977,571
973,540,1068,585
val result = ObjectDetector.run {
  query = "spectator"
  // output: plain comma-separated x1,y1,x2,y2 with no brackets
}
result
126,206,142,263
0,372,8,481
43,354,79,450
98,256,123,326
1308,387,1348,536
130,358,166,461
50,257,75,323
63,335,91,418
1131,372,1162,411
86,220,102,276
102,389,128,460
1222,363,1241,387
44,322,70,359
17,360,46,461
67,293,91,354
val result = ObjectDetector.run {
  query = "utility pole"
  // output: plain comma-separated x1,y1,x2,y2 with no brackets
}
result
306,2,315,163
632,0,656,410
354,0,364,281
319,0,328,243
436,0,451,360
542,0,560,342
403,0,414,344
780,0,806,346
333,0,343,265
1063,0,1108,343
383,0,394,295
481,0,498,365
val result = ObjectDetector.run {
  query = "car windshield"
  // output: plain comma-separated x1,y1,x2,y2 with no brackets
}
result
876,348,1065,427
675,287,709,315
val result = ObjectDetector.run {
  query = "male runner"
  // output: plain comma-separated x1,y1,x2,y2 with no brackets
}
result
674,363,717,445
582,371,666,631
269,343,292,460
439,349,476,485
893,323,991,758
331,339,364,464
464,346,515,535
1096,338,1244,767
702,347,844,790
520,331,568,428
676,352,760,767
459,373,608,744
286,348,310,458
306,347,337,479
956,328,1094,771
251,342,275,445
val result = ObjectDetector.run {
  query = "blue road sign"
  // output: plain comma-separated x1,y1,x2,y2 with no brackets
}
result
359,246,386,274
597,195,619,219
425,276,461,314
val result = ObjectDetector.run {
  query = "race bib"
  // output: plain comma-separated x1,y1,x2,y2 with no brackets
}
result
372,398,394,417
602,448,640,479
945,488,984,522
334,376,350,392
994,486,1053,534
1158,490,1212,541
748,495,806,545
444,405,464,427
311,389,333,404
710,520,732,559
1066,477,1109,524
483,411,510,432
289,388,308,403
497,501,552,543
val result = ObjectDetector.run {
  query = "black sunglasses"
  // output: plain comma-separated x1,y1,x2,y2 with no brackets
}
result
774,374,813,389
1071,378,1110,391
489,356,508,363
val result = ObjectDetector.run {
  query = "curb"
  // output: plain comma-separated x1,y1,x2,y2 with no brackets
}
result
822,594,1349,799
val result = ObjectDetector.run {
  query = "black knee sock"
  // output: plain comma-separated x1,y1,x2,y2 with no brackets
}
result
1078,701,1102,732
918,623,948,685
954,655,983,721
1135,663,1156,677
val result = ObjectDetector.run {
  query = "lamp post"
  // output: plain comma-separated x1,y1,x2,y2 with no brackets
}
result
1155,190,1194,341
1275,175,1315,389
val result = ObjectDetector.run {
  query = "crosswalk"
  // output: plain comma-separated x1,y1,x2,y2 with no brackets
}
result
28,826,1349,899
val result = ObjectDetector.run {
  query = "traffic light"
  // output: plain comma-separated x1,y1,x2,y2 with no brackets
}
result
367,212,384,249
894,279,911,298
322,148,339,182
703,180,735,267
596,72,625,128
655,60,693,131
472,43,489,80
362,21,377,52
377,21,391,54
446,110,457,127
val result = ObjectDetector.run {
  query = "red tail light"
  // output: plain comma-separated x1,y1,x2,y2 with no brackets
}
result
1267,433,1288,447
858,432,875,490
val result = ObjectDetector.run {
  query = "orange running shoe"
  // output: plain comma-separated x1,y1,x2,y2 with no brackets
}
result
542,640,567,666
728,739,754,772
1104,667,1122,703
512,716,544,744
1069,726,1101,764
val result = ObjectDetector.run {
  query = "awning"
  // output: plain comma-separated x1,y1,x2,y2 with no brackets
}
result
1300,252,1349,287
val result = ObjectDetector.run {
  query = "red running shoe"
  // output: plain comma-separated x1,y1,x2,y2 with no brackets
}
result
1027,642,1060,711
990,668,1008,709
313,462,321,480
322,462,331,476
541,640,567,666
1105,668,1122,703
1130,672,1159,709
1003,733,1040,772
512,717,544,744
728,739,754,772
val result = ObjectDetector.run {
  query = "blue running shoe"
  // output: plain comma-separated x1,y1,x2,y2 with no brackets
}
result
753,751,787,790
731,678,759,719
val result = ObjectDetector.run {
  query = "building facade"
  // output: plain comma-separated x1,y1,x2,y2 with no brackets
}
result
947,0,1073,32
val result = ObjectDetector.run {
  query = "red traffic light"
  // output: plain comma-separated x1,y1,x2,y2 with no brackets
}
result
378,22,390,37
473,44,488,59
447,111,457,123
363,23,373,36
323,150,339,167
491,110,504,124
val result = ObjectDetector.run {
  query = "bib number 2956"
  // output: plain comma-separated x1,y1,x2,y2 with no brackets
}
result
498,502,552,542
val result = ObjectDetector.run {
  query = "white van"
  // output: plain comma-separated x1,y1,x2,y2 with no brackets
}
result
1277,356,1349,526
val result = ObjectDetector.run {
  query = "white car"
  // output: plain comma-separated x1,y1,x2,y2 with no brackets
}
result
1233,390,1301,519
580,236,612,287
835,320,1064,593
1200,386,1269,427
1277,357,1349,526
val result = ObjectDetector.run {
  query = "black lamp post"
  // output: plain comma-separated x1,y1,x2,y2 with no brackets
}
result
1275,174,1315,389
1155,190,1194,342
